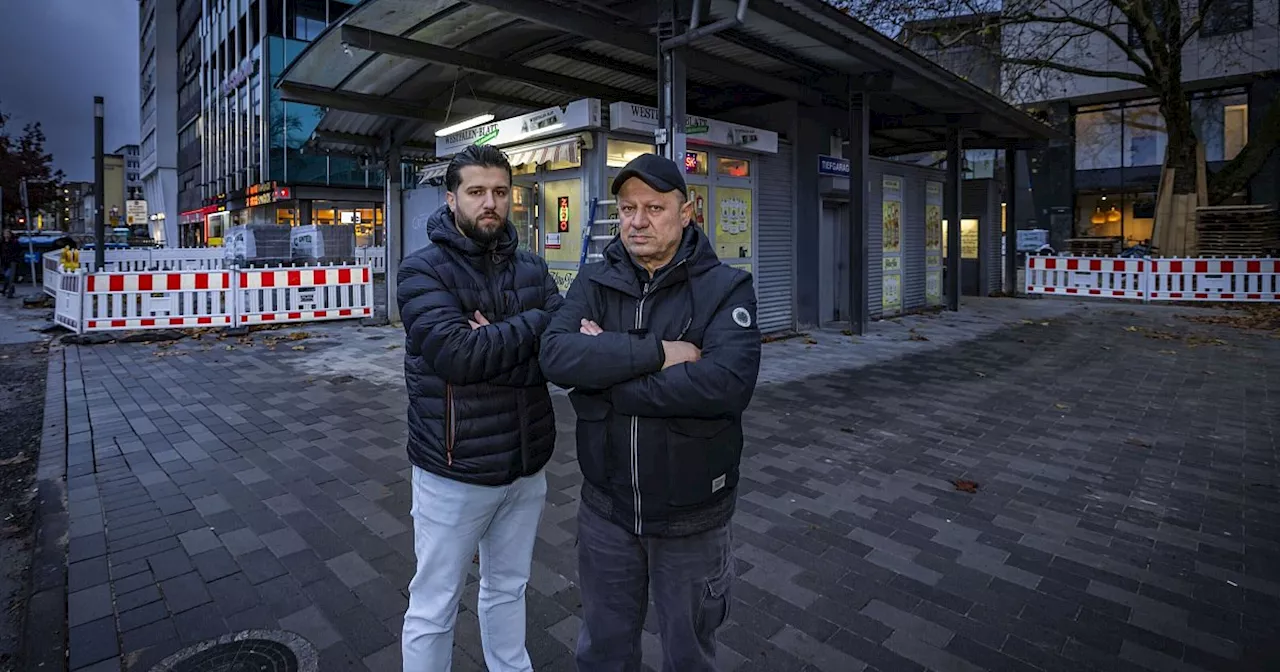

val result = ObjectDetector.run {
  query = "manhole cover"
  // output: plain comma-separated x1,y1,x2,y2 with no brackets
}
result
148,630,318,672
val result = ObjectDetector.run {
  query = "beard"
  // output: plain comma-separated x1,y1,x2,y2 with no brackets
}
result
456,209,506,246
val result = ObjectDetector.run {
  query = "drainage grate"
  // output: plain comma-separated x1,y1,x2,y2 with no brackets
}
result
148,630,318,672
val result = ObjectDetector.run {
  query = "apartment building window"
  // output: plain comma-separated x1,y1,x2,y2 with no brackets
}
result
1199,0,1252,36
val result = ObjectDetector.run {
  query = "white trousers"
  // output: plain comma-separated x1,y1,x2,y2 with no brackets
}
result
401,465,548,672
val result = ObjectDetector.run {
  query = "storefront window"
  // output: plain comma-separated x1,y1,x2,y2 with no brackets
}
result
276,207,298,226
1075,193,1155,244
717,157,750,178
1124,104,1166,168
683,151,708,176
512,162,537,176
1193,93,1248,162
607,139,654,168
1075,107,1123,170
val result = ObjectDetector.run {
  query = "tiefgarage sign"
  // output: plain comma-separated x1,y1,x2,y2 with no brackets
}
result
608,102,778,154
436,99,601,157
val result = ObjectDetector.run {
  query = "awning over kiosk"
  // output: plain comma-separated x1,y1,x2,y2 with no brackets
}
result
505,134,589,168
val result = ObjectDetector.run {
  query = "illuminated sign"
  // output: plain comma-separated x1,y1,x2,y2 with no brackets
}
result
684,152,700,174
245,182,292,207
557,196,570,233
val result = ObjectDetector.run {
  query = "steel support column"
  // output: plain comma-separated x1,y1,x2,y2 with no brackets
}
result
385,146,403,325
657,3,687,162
848,89,871,335
944,125,963,311
1004,144,1018,296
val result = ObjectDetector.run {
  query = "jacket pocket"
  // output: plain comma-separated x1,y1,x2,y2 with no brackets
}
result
570,393,612,486
665,417,736,508
696,545,735,634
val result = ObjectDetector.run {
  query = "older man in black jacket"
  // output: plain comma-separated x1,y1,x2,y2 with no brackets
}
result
397,144,562,672
540,153,762,671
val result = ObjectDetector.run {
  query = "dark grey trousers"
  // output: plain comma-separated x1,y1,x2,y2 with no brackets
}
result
575,502,735,672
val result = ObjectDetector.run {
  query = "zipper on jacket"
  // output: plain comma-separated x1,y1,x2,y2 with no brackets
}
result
446,383,456,466
628,259,688,536
631,282,648,535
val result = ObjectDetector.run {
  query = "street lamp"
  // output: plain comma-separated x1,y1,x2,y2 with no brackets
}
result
94,96,105,269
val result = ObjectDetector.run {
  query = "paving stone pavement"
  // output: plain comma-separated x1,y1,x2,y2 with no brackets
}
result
29,298,1280,671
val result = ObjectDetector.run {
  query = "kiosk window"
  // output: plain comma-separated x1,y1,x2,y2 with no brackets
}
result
608,140,655,167
717,157,750,177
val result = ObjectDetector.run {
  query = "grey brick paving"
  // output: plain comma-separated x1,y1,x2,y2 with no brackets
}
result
31,298,1280,671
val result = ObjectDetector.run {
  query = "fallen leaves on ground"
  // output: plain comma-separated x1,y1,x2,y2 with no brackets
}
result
1181,304,1280,331
1125,437,1153,448
908,329,929,341
973,371,987,378
952,479,980,493
292,345,306,351
804,337,818,345
1054,403,1070,410
0,453,27,467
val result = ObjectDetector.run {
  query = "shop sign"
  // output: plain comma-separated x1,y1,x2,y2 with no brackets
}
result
436,99,601,157
544,233,562,250
556,196,570,233
609,102,778,154
245,181,292,207
818,155,850,177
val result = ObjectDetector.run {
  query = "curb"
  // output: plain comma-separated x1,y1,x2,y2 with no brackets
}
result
23,346,69,670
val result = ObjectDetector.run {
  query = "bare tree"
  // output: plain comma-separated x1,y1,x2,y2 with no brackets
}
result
834,0,1279,205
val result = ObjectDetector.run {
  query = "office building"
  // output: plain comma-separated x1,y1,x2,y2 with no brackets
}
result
139,0,179,245
178,0,381,247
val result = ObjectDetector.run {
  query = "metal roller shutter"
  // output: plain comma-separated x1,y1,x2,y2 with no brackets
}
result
755,141,795,334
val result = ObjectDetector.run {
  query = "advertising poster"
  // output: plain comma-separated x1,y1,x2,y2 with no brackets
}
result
881,176,903,313
549,268,578,294
925,181,943,306
687,184,709,232
715,187,752,259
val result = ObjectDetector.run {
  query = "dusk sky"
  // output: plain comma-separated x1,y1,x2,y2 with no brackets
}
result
0,0,140,182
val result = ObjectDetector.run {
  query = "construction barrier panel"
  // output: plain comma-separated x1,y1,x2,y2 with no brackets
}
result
235,265,374,326
54,271,85,333
50,263,374,334
1026,255,1279,303
83,270,234,331
1025,256,1148,299
1149,258,1280,301
355,246,387,274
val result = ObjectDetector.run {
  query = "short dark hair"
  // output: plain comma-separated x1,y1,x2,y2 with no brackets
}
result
444,144,512,193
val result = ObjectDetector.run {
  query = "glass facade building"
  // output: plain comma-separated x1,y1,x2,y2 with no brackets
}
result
182,0,382,246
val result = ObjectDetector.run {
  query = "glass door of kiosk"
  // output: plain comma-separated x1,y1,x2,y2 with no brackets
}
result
511,183,538,255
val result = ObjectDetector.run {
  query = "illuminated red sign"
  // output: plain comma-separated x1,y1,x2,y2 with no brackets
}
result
684,152,699,173
557,196,570,232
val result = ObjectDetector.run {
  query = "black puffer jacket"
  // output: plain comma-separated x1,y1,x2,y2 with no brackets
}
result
540,225,761,537
397,205,563,486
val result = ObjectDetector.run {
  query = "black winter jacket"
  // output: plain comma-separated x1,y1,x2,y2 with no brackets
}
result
397,205,563,486
540,225,762,537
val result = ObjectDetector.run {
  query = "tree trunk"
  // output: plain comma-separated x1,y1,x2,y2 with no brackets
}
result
1152,84,1206,256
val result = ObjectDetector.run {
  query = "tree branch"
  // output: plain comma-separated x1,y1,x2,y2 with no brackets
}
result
1024,4,1158,82
1004,56,1151,84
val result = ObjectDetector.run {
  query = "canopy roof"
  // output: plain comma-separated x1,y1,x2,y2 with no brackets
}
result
278,0,1061,160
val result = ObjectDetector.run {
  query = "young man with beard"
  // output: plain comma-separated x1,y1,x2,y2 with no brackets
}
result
540,154,762,671
396,144,563,671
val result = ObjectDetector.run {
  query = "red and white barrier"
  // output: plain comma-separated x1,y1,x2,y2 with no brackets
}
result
1026,256,1148,299
1026,255,1279,303
83,270,234,331
52,263,374,334
1149,259,1279,301
236,266,373,326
